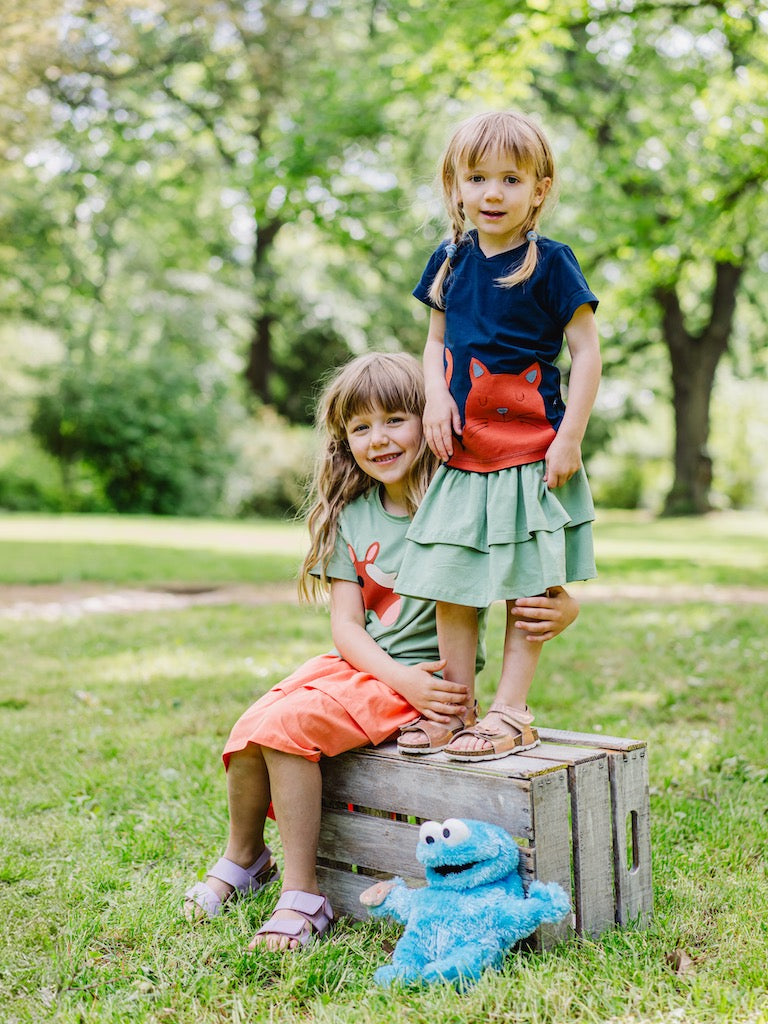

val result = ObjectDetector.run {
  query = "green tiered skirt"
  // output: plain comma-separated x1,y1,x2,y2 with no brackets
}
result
395,461,596,607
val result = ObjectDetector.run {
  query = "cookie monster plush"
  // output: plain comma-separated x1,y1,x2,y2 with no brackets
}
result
360,817,570,988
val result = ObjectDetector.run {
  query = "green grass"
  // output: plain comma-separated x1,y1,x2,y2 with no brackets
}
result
0,509,766,588
0,514,306,585
1,512,768,1022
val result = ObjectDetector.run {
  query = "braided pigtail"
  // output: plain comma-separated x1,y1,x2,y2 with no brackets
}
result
427,141,468,309
427,223,463,309
497,222,542,289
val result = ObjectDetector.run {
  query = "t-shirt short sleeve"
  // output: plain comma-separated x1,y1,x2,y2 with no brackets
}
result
413,243,450,309
543,244,598,329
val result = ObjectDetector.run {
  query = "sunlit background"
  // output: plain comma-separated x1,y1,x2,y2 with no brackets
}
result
1,0,766,520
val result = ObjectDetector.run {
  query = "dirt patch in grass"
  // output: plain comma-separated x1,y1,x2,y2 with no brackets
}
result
1,580,767,621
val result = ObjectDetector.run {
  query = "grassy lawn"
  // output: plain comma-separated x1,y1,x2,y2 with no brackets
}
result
0,514,306,586
0,509,766,589
1,511,767,1023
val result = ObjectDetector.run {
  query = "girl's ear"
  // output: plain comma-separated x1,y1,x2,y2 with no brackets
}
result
533,176,552,207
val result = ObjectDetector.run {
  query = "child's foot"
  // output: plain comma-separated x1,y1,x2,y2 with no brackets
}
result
249,890,334,951
397,705,477,755
444,703,539,761
184,847,279,921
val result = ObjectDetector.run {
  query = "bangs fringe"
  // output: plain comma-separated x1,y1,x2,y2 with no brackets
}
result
329,355,425,436
451,112,553,180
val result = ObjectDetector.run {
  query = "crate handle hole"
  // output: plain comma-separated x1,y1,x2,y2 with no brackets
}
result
625,809,640,874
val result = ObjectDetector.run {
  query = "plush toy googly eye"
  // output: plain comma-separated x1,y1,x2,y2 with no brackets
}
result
440,819,471,846
418,821,444,845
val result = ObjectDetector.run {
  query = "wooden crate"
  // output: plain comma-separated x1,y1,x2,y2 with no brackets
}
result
535,729,653,929
319,730,652,948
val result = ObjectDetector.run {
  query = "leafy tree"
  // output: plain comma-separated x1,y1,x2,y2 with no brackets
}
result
528,1,768,514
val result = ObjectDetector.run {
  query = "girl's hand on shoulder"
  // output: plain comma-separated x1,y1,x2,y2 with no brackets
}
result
395,659,469,722
423,391,461,462
544,434,582,489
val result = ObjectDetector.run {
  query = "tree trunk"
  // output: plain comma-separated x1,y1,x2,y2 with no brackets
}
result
245,311,275,400
656,262,743,516
665,344,717,516
244,217,283,402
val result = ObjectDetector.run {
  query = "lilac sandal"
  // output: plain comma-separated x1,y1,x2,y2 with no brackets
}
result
253,890,334,948
185,846,279,919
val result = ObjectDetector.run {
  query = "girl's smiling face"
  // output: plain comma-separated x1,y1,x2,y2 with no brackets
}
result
345,406,424,513
458,149,550,256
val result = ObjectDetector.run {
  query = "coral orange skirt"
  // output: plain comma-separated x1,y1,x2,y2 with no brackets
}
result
222,653,417,766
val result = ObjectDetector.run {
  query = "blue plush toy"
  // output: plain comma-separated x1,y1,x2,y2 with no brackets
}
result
360,817,570,988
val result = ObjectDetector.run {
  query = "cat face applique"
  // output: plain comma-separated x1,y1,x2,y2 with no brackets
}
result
449,357,556,470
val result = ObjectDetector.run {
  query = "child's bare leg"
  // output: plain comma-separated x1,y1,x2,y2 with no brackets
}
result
495,599,543,708
448,601,541,754
397,601,478,749
435,602,478,706
249,748,323,951
185,744,272,916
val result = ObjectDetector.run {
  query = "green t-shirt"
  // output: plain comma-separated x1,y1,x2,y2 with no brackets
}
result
316,487,486,670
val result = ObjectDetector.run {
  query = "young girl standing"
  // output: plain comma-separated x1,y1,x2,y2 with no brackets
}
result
185,352,578,950
395,111,601,761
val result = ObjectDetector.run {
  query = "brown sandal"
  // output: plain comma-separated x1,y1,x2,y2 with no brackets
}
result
444,703,539,761
397,705,477,756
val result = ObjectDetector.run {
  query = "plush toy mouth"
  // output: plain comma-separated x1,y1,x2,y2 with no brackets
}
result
433,860,480,876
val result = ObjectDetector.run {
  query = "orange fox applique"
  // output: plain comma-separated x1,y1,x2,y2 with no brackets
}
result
347,542,402,626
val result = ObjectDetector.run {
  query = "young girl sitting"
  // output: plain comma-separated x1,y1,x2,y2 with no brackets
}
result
184,352,578,950
395,110,601,761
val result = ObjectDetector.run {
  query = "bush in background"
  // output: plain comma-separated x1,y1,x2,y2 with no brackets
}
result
31,352,232,516
222,406,314,518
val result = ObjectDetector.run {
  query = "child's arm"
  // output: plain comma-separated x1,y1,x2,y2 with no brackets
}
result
511,586,579,643
330,578,469,723
545,303,602,489
422,309,461,462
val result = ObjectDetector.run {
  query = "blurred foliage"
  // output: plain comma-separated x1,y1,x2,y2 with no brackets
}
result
222,407,314,519
31,352,231,515
0,0,766,515
0,437,110,513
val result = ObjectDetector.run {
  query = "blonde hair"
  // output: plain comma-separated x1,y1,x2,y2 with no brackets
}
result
428,111,555,307
298,352,437,602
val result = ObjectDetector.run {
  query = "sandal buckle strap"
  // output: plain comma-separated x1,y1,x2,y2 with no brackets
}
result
254,890,334,945
276,890,334,926
208,847,275,892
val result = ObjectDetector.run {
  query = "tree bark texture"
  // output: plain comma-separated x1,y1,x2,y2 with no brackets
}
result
656,262,743,516
245,217,283,402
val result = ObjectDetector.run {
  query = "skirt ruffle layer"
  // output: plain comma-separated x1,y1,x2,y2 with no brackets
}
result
396,462,596,606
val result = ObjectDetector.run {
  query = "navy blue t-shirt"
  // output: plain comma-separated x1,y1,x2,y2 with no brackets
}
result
413,232,598,472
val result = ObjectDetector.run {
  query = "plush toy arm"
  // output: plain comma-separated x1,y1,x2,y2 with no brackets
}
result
359,877,413,923
523,880,571,925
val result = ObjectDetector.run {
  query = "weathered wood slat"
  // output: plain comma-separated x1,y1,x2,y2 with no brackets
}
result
319,808,537,882
567,756,616,936
538,728,646,752
528,771,574,948
316,865,377,920
318,810,421,876
608,747,653,926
